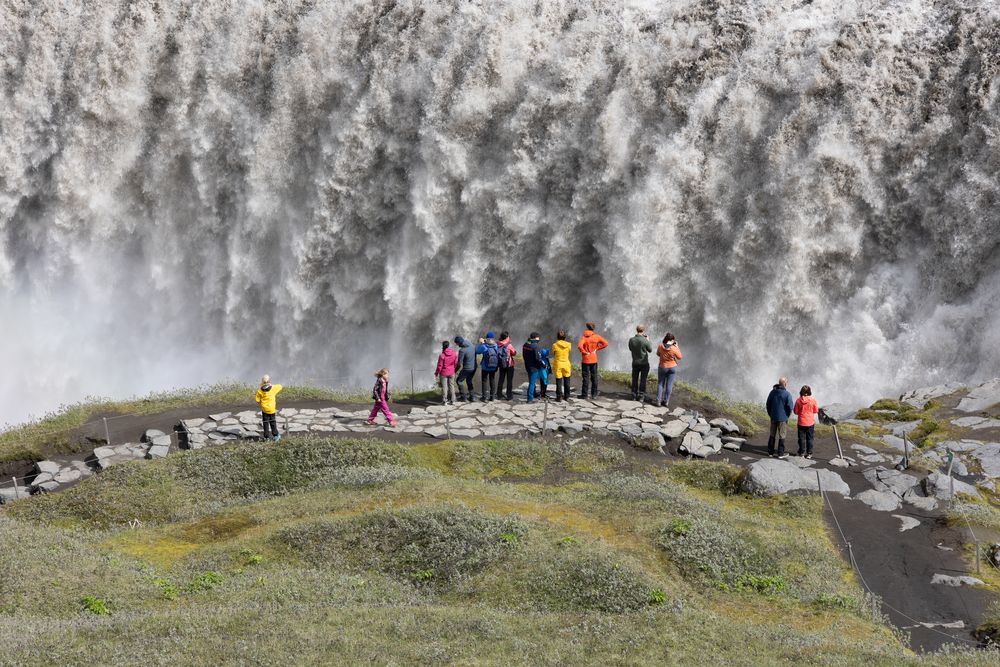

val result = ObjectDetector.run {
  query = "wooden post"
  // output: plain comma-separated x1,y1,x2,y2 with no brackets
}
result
410,368,415,395
832,424,845,461
103,417,111,446
11,477,18,499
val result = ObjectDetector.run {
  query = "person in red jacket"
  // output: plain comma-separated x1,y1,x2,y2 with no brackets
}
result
793,385,819,459
577,322,609,399
435,340,458,405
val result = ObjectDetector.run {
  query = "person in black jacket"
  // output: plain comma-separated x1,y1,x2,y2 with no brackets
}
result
453,336,477,402
521,332,544,403
765,377,794,459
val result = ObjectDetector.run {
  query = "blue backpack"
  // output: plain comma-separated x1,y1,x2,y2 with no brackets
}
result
498,343,512,369
483,344,500,371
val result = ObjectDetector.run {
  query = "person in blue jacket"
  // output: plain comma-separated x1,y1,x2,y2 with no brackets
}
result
521,332,544,403
475,332,501,401
538,345,551,399
453,336,477,402
765,377,794,459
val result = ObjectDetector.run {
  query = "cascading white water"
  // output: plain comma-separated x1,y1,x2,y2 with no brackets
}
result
2,0,999,424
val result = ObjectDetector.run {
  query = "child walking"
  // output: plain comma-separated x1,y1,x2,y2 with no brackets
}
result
793,385,819,458
367,368,396,426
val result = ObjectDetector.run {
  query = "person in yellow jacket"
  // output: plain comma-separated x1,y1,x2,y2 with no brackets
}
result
550,329,574,402
254,375,283,441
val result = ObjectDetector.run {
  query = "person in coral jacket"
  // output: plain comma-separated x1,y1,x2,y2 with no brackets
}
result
655,334,682,407
434,340,457,405
577,322,609,399
793,385,819,459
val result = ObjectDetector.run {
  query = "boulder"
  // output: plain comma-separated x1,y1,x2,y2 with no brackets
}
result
891,421,922,437
952,416,988,428
892,515,921,532
881,435,906,451
709,418,740,434
34,460,61,475
922,472,979,501
701,436,723,454
855,489,902,512
679,431,703,455
721,439,742,452
54,469,82,484
862,466,919,498
142,429,167,443
559,422,585,436
956,378,1000,413
146,445,169,459
741,459,849,497
690,422,711,435
208,412,231,421
740,459,807,496
851,444,879,455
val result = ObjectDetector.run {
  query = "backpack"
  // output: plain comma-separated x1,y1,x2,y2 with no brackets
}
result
498,343,512,369
483,344,500,371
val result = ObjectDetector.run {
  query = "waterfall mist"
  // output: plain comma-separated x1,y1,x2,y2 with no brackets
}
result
2,0,999,424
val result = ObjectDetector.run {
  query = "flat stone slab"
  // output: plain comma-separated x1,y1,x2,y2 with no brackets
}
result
930,574,984,587
741,459,849,497
863,466,919,497
956,378,1000,413
35,460,61,475
855,489,902,512
923,472,979,501
900,382,965,408
892,515,921,532
709,418,740,434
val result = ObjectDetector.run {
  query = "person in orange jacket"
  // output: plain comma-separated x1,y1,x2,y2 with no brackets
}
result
577,322,609,399
793,385,819,459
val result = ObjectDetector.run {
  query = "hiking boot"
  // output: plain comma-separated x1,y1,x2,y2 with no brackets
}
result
659,401,666,407
777,453,789,460
805,454,813,460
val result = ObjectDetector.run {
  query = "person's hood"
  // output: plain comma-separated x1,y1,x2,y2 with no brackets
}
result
455,336,469,347
582,330,595,338
773,384,785,391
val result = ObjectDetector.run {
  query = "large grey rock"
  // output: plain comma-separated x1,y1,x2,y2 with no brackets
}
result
952,416,989,428
709,418,740,434
721,436,745,451
891,421,922,437
892,515,921,532
208,412,231,421
690,422,712,435
863,466,919,498
855,489,902,512
679,431,703,455
741,459,806,496
142,429,167,443
851,444,879,455
956,378,1000,413
559,422,585,436
881,435,906,451
701,436,723,454
54,469,82,484
34,460,61,475
741,459,849,497
146,445,169,459
922,472,979,500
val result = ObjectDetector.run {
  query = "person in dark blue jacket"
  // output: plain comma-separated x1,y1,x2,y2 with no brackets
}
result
521,333,544,403
453,336,477,402
475,332,501,401
765,377,794,458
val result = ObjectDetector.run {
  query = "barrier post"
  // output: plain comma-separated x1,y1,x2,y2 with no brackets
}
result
11,477,18,499
542,398,549,435
975,541,981,575
410,368,415,395
945,449,955,509
832,424,845,461
816,469,823,495
902,432,910,468
445,408,451,440
103,417,111,446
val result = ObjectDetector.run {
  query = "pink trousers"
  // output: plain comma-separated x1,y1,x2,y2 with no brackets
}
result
368,400,394,423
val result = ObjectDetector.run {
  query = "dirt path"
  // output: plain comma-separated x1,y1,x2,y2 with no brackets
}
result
11,372,997,652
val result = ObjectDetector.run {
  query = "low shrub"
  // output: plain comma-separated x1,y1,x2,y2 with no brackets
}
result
80,595,111,616
275,506,527,589
188,571,223,592
666,461,742,495
657,515,776,588
527,551,656,613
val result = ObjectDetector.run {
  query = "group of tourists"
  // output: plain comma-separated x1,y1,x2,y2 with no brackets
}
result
431,323,683,407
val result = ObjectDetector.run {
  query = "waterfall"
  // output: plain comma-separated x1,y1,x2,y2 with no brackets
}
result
2,0,999,424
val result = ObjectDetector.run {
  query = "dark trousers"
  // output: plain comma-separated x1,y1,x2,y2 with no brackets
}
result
456,369,475,397
262,412,278,439
580,363,599,397
797,425,815,455
481,370,497,400
497,367,515,399
555,377,571,400
631,362,650,399
767,420,788,456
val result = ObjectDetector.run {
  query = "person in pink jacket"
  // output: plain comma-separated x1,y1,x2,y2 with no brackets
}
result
435,340,458,405
793,385,819,458
366,368,396,427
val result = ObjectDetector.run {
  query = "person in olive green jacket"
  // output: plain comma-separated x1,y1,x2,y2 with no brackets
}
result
255,375,283,441
627,325,653,402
